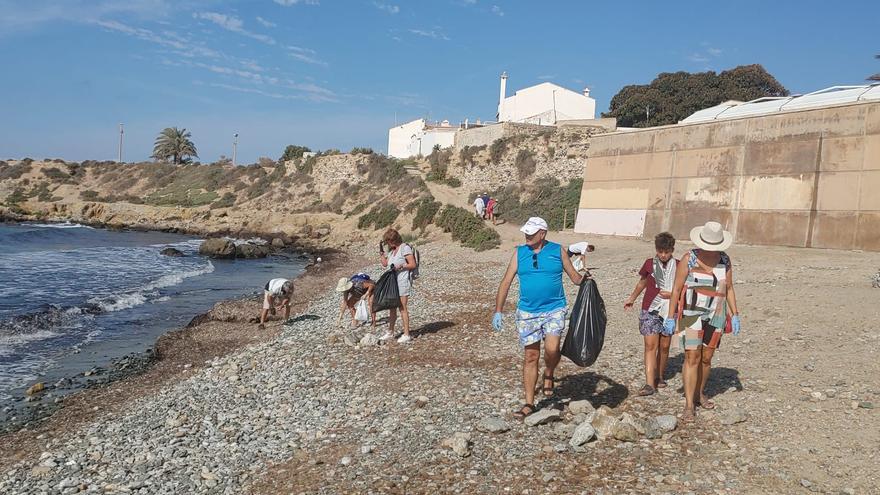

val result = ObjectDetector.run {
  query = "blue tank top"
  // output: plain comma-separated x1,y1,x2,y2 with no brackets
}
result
516,241,566,313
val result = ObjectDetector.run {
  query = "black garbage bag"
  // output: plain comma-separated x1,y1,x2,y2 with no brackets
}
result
372,269,401,313
562,278,607,367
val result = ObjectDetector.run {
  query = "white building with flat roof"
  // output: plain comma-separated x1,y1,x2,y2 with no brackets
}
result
387,118,457,159
497,72,596,125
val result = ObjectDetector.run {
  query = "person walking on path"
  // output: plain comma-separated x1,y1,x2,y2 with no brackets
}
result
258,278,293,329
492,217,584,421
336,273,376,329
624,232,676,396
473,196,485,219
486,197,497,225
379,229,418,344
665,221,742,422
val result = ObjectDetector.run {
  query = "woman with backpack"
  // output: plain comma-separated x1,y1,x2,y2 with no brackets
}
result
664,221,742,423
379,228,418,343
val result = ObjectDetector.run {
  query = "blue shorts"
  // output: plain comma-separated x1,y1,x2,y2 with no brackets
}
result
516,308,567,347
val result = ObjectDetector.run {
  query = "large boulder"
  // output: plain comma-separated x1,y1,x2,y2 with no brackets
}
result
235,243,273,259
198,238,236,259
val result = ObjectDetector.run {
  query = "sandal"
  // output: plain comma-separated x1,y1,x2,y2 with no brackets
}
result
637,384,655,396
656,380,668,389
681,407,696,423
697,398,716,410
513,404,536,422
542,373,555,397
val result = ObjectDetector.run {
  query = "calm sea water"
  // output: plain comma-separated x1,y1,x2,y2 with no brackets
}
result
0,223,306,404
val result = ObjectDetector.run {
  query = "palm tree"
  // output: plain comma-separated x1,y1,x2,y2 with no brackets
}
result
152,127,198,164
870,54,880,82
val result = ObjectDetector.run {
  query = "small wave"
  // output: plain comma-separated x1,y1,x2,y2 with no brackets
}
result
88,261,215,313
29,222,93,229
0,329,60,355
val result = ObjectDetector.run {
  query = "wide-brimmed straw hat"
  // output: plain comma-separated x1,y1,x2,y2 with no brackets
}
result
689,221,733,251
334,277,353,292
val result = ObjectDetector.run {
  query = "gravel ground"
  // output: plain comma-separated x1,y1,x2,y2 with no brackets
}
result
1,237,878,494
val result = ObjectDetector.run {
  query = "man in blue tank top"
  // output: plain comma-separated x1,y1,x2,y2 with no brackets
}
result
492,217,584,421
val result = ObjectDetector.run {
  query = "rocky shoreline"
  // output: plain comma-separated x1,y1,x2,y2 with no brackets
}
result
1,234,879,493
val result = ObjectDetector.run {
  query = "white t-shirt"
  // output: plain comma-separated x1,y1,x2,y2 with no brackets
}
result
266,278,291,297
388,244,414,294
473,198,484,212
568,241,592,254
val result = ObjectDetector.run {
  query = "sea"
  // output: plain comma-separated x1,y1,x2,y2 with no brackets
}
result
0,222,306,408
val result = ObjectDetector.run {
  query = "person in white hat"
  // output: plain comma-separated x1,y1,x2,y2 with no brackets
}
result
566,241,595,274
259,278,293,329
492,216,584,421
336,273,376,328
665,221,741,423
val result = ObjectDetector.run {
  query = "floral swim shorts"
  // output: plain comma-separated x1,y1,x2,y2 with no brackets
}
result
516,307,567,347
638,309,664,336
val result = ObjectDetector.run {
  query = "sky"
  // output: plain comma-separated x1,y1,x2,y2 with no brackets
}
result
1,0,878,164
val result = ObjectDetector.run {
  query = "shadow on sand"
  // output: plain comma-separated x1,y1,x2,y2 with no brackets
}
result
539,371,629,410
412,320,455,338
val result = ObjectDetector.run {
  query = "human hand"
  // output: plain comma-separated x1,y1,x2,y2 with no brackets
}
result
659,291,671,299
662,318,676,336
492,312,503,332
623,298,635,310
731,315,741,336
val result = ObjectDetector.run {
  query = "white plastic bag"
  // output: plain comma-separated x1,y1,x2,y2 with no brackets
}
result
355,299,370,322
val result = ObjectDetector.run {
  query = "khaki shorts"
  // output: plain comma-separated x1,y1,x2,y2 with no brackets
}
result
263,291,290,310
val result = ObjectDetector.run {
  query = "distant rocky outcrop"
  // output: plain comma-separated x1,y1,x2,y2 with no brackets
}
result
235,243,272,259
198,238,236,259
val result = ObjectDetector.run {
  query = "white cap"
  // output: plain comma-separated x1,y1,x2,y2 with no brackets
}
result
568,241,592,254
520,217,548,235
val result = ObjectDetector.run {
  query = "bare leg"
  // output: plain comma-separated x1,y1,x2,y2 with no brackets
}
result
643,334,659,387
699,346,716,405
683,348,701,420
523,342,541,406
542,335,561,395
399,296,410,336
658,334,671,383
388,308,397,335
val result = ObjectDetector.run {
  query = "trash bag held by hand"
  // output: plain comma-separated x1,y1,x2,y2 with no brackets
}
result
372,269,401,313
355,299,370,322
562,278,607,367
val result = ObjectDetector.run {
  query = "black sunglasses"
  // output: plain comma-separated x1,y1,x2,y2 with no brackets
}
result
532,253,538,269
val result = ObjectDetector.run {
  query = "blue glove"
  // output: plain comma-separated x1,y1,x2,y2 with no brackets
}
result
662,318,676,336
731,315,741,336
492,312,503,332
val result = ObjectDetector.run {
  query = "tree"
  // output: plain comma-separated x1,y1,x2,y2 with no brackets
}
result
603,64,789,127
869,54,880,82
152,127,198,164
279,145,311,163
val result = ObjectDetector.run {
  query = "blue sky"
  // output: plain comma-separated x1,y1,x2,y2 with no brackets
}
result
1,0,878,164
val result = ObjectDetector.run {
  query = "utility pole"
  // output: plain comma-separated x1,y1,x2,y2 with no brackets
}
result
232,133,239,166
645,105,651,123
118,123,124,163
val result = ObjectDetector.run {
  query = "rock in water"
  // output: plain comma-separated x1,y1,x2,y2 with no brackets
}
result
524,408,562,427
235,243,272,259
569,400,595,416
199,238,236,259
591,414,620,440
26,382,45,396
160,247,184,257
569,422,596,447
720,408,748,425
476,417,510,434
612,422,640,442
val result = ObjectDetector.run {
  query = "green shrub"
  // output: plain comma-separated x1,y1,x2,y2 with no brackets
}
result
6,188,28,204
434,205,500,251
515,150,536,180
357,203,400,230
489,138,508,163
350,147,374,155
211,192,236,209
488,178,583,231
411,196,441,231
426,148,451,182
459,145,480,168
279,145,311,163
445,177,462,188
80,190,100,201
0,161,32,180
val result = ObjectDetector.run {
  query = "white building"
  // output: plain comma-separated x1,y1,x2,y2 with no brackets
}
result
387,118,457,159
497,72,596,125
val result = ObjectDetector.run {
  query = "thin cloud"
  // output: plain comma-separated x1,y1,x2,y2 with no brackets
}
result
707,47,722,56
193,12,276,45
491,5,504,16
287,45,327,66
93,19,220,59
273,0,320,5
373,2,400,14
255,16,276,28
409,28,450,41
687,53,710,63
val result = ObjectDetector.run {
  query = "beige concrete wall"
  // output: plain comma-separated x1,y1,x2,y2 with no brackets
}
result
575,101,880,251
